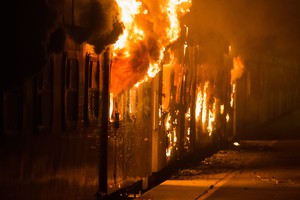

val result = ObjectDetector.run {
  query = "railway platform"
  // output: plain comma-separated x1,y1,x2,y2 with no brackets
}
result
134,109,300,200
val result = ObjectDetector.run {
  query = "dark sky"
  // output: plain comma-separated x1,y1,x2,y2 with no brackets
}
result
182,0,300,59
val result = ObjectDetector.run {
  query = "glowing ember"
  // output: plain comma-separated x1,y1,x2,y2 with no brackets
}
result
233,142,240,146
166,113,171,131
226,113,230,123
111,0,192,95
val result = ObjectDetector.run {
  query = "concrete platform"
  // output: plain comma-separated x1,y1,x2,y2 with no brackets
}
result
136,140,300,200
136,109,300,200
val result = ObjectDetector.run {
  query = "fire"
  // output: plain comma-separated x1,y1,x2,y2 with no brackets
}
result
231,56,244,84
109,93,114,121
207,99,216,136
165,113,174,158
110,0,192,95
113,0,143,52
195,82,208,121
230,83,235,107
230,56,242,109
195,81,217,136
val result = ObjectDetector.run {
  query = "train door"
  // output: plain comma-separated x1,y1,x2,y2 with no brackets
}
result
62,51,79,130
34,57,54,134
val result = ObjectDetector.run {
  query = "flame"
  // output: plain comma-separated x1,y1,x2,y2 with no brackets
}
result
195,81,209,121
202,82,209,124
230,83,235,107
109,93,114,121
111,0,192,95
195,81,218,136
113,0,143,52
231,56,245,84
166,113,171,130
195,85,203,120
207,99,216,136
165,111,180,158
165,113,172,157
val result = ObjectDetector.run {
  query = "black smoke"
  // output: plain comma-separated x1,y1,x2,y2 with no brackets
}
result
67,0,123,53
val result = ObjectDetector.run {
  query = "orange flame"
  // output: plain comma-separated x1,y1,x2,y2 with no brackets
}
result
111,0,192,95
195,81,217,136
231,56,244,84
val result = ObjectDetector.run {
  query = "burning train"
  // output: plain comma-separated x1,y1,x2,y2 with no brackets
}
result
1,0,300,199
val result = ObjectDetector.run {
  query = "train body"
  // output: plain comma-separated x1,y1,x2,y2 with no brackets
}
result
2,32,299,200
1,2,300,200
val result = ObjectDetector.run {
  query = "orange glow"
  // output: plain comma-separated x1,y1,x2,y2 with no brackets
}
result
195,81,218,136
195,85,203,120
226,113,230,123
207,99,216,136
111,0,192,95
165,112,179,158
166,113,172,157
202,82,209,124
109,93,114,122
230,83,235,107
195,81,209,122
220,104,224,114
231,56,245,84
129,89,137,114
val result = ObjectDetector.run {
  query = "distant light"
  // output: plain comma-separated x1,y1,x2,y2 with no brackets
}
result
233,142,240,146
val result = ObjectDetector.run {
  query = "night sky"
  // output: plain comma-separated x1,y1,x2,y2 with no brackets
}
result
183,0,300,59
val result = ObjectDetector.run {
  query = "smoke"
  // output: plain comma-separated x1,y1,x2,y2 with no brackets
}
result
68,0,123,53
183,0,300,60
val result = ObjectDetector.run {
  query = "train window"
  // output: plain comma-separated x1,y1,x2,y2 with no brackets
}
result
85,52,100,125
63,51,79,130
34,57,54,134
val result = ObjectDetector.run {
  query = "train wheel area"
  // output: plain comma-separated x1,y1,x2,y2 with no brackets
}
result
101,142,226,199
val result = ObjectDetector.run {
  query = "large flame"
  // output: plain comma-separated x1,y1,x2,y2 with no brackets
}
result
195,81,217,136
111,0,192,95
